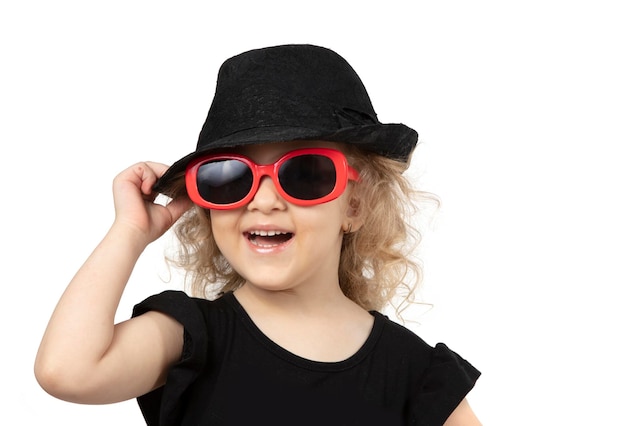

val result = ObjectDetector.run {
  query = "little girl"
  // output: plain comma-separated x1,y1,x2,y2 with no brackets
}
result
35,44,481,425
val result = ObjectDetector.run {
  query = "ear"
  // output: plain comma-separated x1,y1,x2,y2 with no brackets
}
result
343,194,364,233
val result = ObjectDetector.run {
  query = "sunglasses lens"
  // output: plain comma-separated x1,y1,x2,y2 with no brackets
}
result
279,155,337,200
196,159,253,205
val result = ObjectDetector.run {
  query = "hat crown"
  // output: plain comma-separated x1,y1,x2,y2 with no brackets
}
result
198,44,379,150
153,44,418,194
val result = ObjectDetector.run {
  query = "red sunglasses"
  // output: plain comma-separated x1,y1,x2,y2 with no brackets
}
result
186,148,360,210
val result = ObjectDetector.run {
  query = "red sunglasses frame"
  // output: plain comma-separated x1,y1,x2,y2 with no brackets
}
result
185,148,360,210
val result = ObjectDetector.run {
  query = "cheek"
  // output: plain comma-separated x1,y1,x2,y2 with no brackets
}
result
298,204,346,235
209,210,240,245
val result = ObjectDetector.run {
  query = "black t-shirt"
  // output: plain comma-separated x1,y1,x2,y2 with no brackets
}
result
132,291,480,426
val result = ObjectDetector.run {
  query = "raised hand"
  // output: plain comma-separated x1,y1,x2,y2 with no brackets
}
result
112,161,192,245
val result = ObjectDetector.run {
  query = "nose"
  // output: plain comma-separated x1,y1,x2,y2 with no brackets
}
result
247,175,287,212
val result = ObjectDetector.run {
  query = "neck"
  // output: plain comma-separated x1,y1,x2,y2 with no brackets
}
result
232,280,374,363
234,280,358,318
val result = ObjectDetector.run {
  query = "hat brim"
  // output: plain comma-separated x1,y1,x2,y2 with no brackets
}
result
153,123,417,195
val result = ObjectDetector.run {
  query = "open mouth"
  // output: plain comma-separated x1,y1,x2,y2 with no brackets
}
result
246,230,294,248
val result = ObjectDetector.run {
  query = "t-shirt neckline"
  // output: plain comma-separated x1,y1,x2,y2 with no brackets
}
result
222,291,386,372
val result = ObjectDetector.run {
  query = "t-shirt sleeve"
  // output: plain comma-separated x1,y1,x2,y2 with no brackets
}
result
131,290,208,426
412,343,481,425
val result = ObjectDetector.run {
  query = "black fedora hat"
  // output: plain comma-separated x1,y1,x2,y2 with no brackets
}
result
154,44,418,193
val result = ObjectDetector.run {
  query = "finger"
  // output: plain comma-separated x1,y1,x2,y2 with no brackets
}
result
166,196,193,223
133,162,169,196
145,162,172,196
143,161,170,177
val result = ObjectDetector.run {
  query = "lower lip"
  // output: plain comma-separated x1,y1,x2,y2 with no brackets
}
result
245,236,294,254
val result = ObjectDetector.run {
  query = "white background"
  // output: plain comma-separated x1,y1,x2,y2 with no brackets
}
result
2,1,625,424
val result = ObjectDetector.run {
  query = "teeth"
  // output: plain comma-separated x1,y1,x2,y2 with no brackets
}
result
248,230,289,237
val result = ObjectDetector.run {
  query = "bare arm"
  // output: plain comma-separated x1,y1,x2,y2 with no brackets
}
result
34,162,192,404
443,398,482,426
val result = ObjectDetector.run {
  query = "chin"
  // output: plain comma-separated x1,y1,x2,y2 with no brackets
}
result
240,275,301,293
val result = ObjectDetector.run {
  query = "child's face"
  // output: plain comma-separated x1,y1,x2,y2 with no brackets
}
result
210,140,356,293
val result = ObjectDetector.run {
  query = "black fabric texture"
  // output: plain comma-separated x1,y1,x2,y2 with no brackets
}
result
132,291,480,426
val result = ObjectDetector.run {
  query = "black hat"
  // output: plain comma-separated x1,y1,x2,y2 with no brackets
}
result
154,44,417,192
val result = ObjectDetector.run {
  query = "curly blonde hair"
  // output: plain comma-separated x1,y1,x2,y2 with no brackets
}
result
161,144,436,313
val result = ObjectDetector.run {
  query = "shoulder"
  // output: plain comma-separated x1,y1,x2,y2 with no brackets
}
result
374,312,481,387
366,313,481,423
132,290,236,336
133,290,230,315
374,312,433,355
377,313,480,377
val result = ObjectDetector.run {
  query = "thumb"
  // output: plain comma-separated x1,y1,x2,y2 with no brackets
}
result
163,196,194,225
